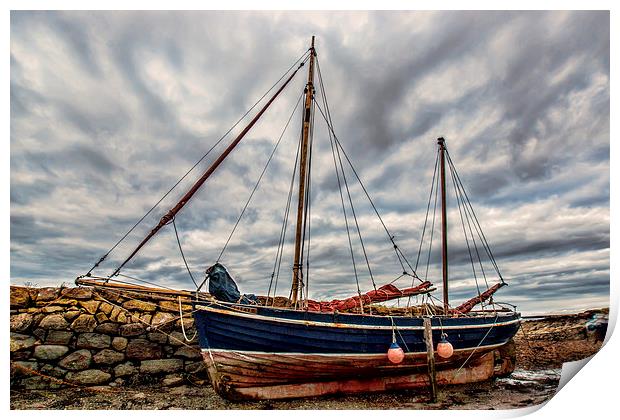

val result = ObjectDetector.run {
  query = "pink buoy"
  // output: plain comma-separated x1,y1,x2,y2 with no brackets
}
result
437,336,454,359
387,342,405,364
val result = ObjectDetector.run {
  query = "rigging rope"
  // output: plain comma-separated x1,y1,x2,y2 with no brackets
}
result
312,91,420,282
216,90,305,263
267,118,303,303
172,218,199,288
445,150,503,280
84,50,311,278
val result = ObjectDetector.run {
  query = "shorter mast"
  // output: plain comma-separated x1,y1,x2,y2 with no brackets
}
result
438,137,449,314
291,36,316,305
110,62,305,277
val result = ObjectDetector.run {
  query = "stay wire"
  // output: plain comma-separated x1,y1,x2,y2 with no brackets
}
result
326,103,363,306
312,92,419,281
314,58,410,277
84,49,311,277
449,160,483,304
446,150,502,279
216,90,305,263
267,122,302,303
172,218,199,288
407,149,439,307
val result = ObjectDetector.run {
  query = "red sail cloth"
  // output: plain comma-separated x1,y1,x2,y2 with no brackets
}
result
306,281,433,313
452,282,504,314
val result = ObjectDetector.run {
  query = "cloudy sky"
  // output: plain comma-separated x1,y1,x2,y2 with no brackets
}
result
10,11,609,315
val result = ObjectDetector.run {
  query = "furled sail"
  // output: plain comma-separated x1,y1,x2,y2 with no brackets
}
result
306,281,433,313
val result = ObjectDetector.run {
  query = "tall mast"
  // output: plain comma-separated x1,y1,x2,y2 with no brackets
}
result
438,137,449,313
291,36,316,305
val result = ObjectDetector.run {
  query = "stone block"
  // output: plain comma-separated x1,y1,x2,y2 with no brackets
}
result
59,349,92,371
76,333,111,349
139,358,183,374
93,349,125,365
66,369,112,385
33,345,69,360
71,314,97,332
123,300,157,312
38,314,69,330
126,339,162,360
119,323,146,337
45,330,73,345
111,336,128,351
10,313,33,332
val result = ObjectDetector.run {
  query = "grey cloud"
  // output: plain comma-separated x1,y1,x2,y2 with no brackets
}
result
10,11,609,315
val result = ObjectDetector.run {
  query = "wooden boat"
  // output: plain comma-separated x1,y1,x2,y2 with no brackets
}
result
76,36,520,401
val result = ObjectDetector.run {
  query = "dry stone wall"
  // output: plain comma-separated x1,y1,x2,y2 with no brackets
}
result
9,285,207,390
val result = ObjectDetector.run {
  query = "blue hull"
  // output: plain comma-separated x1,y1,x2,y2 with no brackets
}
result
194,301,520,354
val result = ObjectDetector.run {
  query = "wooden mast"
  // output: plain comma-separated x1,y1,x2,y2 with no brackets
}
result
438,137,449,314
291,36,316,305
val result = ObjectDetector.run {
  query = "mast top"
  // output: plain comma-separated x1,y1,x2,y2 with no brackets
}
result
437,137,445,146
311,35,315,49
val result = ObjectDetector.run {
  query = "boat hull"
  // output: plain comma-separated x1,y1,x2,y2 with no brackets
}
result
194,302,519,400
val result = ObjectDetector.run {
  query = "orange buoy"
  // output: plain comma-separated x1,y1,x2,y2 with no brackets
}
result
387,342,405,364
437,335,454,358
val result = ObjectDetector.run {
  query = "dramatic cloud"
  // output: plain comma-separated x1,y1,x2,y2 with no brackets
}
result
11,11,609,314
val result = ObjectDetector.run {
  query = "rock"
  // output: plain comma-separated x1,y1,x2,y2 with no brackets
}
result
131,392,147,400
184,361,206,374
93,349,125,365
37,287,60,302
39,364,67,378
41,306,65,313
139,358,183,374
175,317,194,329
59,349,92,370
95,312,109,323
71,314,97,332
95,322,119,335
32,328,46,341
119,323,146,337
10,333,37,352
38,314,69,330
66,369,112,385
79,300,100,314
174,346,202,359
64,310,81,321
10,313,33,332
139,313,152,324
111,336,128,351
162,374,184,387
148,332,168,344
10,286,31,308
48,298,79,307
76,333,111,349
32,313,46,326
10,361,38,379
45,330,73,345
99,302,114,315
126,339,162,360
151,312,175,331
123,300,157,312
114,362,136,377
21,376,52,390
168,331,192,346
159,300,192,313
116,311,130,324
11,350,34,360
33,345,69,360
63,287,93,299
